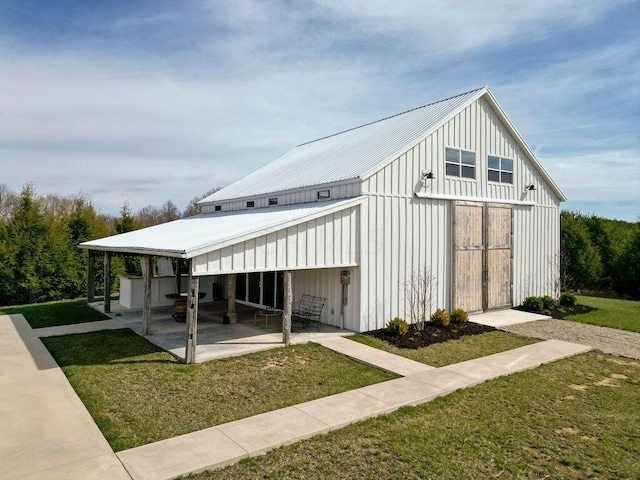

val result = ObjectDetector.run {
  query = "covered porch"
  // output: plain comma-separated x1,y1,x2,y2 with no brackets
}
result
90,299,350,363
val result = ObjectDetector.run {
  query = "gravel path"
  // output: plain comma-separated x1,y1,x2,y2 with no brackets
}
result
501,319,640,360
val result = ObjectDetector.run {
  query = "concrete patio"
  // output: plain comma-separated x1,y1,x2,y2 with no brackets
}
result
89,300,352,363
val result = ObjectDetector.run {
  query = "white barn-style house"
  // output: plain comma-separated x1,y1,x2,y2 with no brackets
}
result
81,86,565,362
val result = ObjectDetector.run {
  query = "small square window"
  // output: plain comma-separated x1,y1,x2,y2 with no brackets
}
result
317,190,330,200
487,155,514,184
246,200,255,208
268,198,278,206
214,205,222,212
445,147,476,179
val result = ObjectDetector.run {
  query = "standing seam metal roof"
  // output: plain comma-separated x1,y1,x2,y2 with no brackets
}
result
202,87,486,202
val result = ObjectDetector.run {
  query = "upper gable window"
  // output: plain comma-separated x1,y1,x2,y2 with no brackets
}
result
246,200,255,208
268,197,278,206
317,190,330,200
445,147,476,179
214,205,222,212
488,156,513,184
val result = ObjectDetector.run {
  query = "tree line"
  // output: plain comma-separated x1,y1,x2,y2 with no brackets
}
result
560,211,640,299
0,184,218,306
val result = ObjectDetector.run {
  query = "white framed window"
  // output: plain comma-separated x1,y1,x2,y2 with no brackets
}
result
445,147,476,179
268,197,278,206
246,200,255,208
214,205,222,211
488,155,513,184
317,189,330,200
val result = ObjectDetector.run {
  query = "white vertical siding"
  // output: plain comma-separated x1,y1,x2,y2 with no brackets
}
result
192,206,359,274
357,195,451,332
513,205,560,303
293,267,360,331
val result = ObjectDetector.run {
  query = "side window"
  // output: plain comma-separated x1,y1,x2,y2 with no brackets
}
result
488,156,514,184
445,147,476,179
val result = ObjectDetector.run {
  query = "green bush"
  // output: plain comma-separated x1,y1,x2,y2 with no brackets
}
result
386,317,409,336
541,295,555,310
450,308,469,324
559,292,577,307
522,296,544,312
430,309,450,327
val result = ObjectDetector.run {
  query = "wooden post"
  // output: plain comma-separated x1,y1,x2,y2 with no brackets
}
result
175,259,182,293
141,255,152,336
185,267,199,364
227,274,237,324
283,270,292,346
87,250,95,304
103,252,111,314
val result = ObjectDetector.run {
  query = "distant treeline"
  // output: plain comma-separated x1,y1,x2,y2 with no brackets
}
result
561,211,640,299
1,184,638,306
0,183,218,306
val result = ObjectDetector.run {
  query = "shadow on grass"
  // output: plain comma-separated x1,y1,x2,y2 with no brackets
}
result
0,298,110,328
42,329,177,367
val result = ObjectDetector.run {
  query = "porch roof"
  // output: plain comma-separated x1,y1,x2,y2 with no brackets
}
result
79,197,363,259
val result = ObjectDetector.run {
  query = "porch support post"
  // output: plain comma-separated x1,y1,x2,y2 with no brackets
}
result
87,250,95,304
175,259,182,294
226,274,237,324
141,255,153,336
283,270,292,346
185,263,199,364
103,252,111,314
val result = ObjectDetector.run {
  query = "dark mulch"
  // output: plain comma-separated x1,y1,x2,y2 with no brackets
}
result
368,322,496,350
513,304,598,320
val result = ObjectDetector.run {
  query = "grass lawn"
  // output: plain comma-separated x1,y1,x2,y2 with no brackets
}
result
566,295,640,333
0,298,110,328
189,352,640,480
42,329,396,452
349,331,537,367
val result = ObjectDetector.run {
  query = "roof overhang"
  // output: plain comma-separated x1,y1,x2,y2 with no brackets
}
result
79,197,364,259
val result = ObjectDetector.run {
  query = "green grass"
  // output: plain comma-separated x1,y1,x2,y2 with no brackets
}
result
42,330,396,452
0,298,110,328
566,295,640,333
349,331,537,367
188,352,640,479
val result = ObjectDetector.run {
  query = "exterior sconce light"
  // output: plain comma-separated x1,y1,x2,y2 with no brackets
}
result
525,184,536,192
422,170,435,180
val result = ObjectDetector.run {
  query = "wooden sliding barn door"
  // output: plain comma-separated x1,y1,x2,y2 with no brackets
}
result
453,202,484,313
486,204,513,309
453,202,512,313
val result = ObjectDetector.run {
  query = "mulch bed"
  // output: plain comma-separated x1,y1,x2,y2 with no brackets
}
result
513,304,597,320
368,322,496,350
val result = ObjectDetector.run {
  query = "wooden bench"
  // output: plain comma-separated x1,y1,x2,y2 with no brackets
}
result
292,294,325,331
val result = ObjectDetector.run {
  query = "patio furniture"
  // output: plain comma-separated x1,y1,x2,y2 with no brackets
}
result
292,294,325,331
254,307,282,326
165,292,206,322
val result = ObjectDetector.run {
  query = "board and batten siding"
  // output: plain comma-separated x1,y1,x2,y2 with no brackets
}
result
192,206,359,275
200,182,361,214
358,95,561,331
293,267,361,331
358,195,451,332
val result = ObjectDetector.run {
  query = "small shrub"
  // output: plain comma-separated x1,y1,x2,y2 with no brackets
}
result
386,317,409,336
559,292,577,307
541,295,555,310
450,308,469,324
430,309,450,327
522,296,544,312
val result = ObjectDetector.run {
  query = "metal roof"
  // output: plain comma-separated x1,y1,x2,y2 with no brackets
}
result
201,87,487,203
80,197,363,259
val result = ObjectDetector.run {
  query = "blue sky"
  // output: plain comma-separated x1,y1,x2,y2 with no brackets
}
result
0,0,638,220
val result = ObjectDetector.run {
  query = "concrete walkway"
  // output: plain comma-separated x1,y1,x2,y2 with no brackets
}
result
34,319,125,338
0,314,131,480
470,309,552,328
116,338,591,480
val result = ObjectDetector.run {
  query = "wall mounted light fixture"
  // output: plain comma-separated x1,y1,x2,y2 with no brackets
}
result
525,184,536,192
422,170,435,180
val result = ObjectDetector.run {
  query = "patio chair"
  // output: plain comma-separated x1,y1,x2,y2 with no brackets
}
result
292,294,325,331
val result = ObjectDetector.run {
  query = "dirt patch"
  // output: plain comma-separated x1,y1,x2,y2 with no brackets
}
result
366,322,496,349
